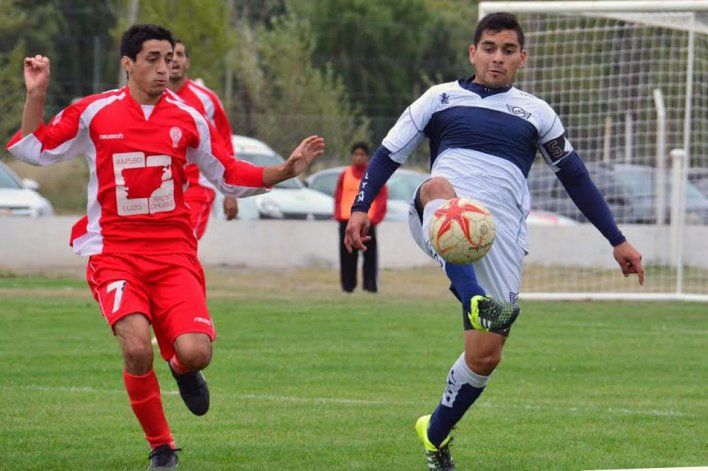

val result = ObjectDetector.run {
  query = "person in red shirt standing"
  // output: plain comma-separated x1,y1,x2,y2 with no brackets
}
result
8,24,324,469
168,39,238,237
334,142,387,293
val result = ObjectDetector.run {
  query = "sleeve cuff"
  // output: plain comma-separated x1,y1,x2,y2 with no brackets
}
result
6,124,46,150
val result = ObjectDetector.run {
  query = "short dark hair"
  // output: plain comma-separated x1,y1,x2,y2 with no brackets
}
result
120,24,175,60
350,142,370,156
473,12,525,49
174,38,189,57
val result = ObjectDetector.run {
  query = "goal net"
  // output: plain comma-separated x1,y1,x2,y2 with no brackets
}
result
478,1,708,300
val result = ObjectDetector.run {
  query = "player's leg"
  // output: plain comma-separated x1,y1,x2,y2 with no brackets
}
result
150,254,215,416
424,330,505,447
362,224,378,292
167,333,212,416
86,255,178,467
418,178,486,299
339,220,358,292
115,314,177,455
407,197,523,470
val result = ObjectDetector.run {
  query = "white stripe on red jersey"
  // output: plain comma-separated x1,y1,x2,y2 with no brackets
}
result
174,79,236,192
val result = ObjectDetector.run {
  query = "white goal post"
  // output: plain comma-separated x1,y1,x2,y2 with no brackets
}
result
478,1,708,301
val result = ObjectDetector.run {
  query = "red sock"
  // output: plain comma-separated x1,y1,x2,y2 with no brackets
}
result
169,354,189,375
123,369,175,450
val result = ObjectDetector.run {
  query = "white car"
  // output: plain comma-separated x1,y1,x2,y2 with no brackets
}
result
305,166,429,221
0,161,54,217
213,136,334,220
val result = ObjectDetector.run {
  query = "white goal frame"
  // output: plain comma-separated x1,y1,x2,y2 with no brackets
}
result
478,1,708,302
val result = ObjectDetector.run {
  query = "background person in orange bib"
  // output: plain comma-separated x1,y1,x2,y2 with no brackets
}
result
334,142,387,293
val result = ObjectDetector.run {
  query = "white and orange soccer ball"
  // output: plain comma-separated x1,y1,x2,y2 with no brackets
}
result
428,197,496,264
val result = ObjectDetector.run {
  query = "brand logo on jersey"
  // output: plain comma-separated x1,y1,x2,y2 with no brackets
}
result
100,133,124,140
440,93,450,105
506,105,531,119
169,127,182,148
194,316,212,326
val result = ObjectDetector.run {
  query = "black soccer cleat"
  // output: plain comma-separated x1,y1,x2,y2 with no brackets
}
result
424,442,456,471
415,415,456,471
147,445,179,470
468,295,520,334
170,365,210,416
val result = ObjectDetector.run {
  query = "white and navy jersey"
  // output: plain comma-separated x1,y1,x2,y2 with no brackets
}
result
382,77,573,250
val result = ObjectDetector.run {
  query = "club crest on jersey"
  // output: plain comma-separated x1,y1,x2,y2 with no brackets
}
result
506,105,531,119
169,127,182,148
434,92,451,111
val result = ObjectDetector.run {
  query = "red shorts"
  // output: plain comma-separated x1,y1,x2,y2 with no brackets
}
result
184,185,216,240
86,252,215,360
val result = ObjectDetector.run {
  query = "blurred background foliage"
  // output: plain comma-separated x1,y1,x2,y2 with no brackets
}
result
0,0,480,213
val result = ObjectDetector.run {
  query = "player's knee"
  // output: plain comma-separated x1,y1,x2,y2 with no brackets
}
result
420,177,456,204
176,342,212,371
465,350,502,375
121,340,154,373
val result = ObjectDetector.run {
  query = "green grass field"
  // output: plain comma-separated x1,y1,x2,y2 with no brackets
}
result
0,270,706,470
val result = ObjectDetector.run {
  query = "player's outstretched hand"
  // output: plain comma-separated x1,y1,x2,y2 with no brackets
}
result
284,135,325,177
613,240,644,285
344,211,372,253
263,136,325,187
24,55,51,95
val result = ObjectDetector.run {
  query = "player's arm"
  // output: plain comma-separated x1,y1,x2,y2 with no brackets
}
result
7,55,87,165
188,119,324,196
539,128,644,284
345,89,435,251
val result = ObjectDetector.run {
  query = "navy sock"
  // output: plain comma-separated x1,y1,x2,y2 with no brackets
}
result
445,262,485,314
427,353,490,448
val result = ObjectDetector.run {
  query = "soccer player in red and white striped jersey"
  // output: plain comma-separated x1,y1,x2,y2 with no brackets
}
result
7,24,324,469
168,39,239,238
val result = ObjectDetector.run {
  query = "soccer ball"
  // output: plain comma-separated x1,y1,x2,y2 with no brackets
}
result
428,197,496,264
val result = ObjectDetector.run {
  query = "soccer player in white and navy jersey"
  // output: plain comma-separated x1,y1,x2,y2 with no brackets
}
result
345,13,644,470
168,38,239,237
7,24,324,469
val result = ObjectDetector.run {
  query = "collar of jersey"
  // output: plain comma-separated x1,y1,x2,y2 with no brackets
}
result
458,76,512,98
122,85,168,118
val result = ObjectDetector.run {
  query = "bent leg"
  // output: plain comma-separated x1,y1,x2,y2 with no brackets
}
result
171,333,213,373
412,178,486,301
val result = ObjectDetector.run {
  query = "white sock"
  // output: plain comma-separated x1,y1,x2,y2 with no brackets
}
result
441,352,490,407
422,198,448,245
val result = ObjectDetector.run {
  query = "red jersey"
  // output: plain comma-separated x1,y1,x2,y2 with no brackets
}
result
6,86,265,256
174,79,234,190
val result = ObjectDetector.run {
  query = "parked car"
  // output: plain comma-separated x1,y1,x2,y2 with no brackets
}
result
526,209,577,226
528,162,708,225
0,161,54,217
688,167,708,197
213,136,334,220
305,167,429,221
